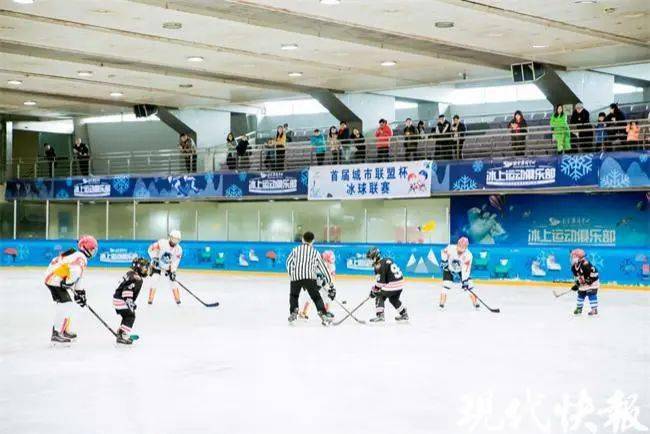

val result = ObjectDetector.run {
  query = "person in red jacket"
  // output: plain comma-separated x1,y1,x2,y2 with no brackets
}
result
374,118,393,163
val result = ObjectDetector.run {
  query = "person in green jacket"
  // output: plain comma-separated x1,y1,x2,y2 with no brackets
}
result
550,104,571,153
310,128,327,165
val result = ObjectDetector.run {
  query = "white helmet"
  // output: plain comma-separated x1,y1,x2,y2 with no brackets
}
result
169,229,182,245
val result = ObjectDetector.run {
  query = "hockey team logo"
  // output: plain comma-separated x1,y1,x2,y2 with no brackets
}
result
73,178,111,197
486,159,555,187
99,248,138,263
248,172,298,194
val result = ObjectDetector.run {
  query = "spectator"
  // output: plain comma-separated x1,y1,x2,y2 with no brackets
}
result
550,104,571,154
337,121,351,161
73,137,90,176
451,115,466,159
274,125,286,170
569,103,593,153
625,121,641,150
263,139,275,170
328,126,341,165
605,103,627,147
284,123,294,143
508,110,528,156
294,225,303,242
594,112,608,152
374,118,393,163
226,132,237,170
350,127,366,163
44,143,56,177
403,117,418,161
236,135,250,169
432,114,452,160
417,120,428,158
179,133,197,173
310,128,327,165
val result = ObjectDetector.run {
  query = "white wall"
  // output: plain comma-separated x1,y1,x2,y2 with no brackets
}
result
173,109,231,149
87,121,177,154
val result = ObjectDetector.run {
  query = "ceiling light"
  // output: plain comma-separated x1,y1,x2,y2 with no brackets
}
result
7,79,23,85
574,0,597,3
162,21,183,30
532,44,548,48
23,100,37,106
90,9,112,13
179,84,193,88
280,43,299,50
109,92,124,97
12,0,35,4
77,70,93,77
380,60,397,67
604,7,616,13
288,72,303,77
623,12,645,18
186,56,204,62
319,0,340,4
434,21,455,28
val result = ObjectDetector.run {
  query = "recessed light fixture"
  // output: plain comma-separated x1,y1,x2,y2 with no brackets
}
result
186,56,204,62
574,0,597,4
109,92,124,97
435,21,454,28
23,100,37,106
162,21,183,30
91,9,112,13
77,70,93,77
319,0,340,4
288,72,303,77
604,7,616,13
532,44,548,48
380,60,397,67
623,12,645,18
280,43,299,50
7,79,23,85
12,0,35,4
179,83,193,88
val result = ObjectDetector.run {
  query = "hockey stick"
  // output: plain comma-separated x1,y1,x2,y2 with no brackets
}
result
332,298,366,324
553,288,573,298
333,296,371,326
467,289,500,313
86,304,118,337
176,280,220,307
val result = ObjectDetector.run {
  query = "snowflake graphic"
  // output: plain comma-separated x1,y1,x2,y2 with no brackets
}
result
588,252,604,269
55,189,69,199
35,179,46,190
601,168,630,188
300,169,308,186
111,176,130,194
65,178,73,187
238,172,248,182
560,154,593,181
225,184,242,198
452,175,477,191
472,160,484,173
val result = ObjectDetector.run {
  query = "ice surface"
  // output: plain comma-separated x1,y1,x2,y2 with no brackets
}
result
0,268,648,434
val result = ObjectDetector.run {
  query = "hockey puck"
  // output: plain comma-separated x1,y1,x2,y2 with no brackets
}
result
342,300,347,304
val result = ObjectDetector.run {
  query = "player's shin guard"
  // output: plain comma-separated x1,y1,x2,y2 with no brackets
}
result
53,302,73,335
148,287,156,304
439,283,450,308
469,292,479,309
587,292,598,315
575,291,586,314
172,286,181,304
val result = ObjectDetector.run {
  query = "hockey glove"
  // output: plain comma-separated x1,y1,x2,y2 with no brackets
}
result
327,285,336,301
167,271,176,281
571,284,579,292
73,289,87,307
369,286,380,299
125,298,136,313
461,280,470,291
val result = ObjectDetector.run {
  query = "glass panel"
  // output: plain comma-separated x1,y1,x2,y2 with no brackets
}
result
108,202,133,240
17,201,46,239
404,198,450,244
366,200,405,243
168,202,197,241
292,201,329,243
329,201,366,243
196,202,227,241
0,201,13,239
260,202,291,242
78,201,107,239
135,202,168,240
48,202,77,239
223,202,259,241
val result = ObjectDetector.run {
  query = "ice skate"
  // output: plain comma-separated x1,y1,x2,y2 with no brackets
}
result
395,309,409,322
318,312,332,326
51,327,71,344
369,313,385,323
288,310,298,324
588,308,598,316
116,332,133,345
573,307,583,315
62,330,77,340
438,303,445,310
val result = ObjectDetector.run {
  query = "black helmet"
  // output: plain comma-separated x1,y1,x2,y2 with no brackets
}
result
131,257,150,277
366,247,381,263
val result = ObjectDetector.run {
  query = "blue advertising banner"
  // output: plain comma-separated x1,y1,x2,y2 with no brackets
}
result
599,151,650,189
450,192,649,248
222,170,308,198
0,239,647,285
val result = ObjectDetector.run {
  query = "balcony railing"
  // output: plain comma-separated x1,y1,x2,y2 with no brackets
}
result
5,119,648,179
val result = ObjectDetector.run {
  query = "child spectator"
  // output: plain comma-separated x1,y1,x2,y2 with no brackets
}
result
625,121,641,151
310,129,327,165
550,104,571,154
374,118,393,162
594,112,608,152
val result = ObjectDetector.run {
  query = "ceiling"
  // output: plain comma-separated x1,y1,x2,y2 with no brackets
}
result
0,0,648,119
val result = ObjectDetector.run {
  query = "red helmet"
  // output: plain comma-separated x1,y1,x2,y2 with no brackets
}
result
322,250,335,264
570,248,585,264
457,236,469,251
78,235,98,258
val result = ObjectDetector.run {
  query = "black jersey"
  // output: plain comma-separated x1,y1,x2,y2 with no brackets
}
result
113,271,144,302
571,259,599,291
374,258,405,291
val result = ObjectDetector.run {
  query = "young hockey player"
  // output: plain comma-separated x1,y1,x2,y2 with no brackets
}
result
113,257,150,345
44,235,98,343
367,247,408,322
439,237,479,310
147,230,183,305
299,250,335,320
570,248,600,316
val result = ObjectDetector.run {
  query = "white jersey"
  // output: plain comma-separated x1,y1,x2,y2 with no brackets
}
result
148,239,183,272
44,249,88,289
441,245,473,282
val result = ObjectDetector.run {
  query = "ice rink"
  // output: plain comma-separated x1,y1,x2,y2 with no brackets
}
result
1,268,648,434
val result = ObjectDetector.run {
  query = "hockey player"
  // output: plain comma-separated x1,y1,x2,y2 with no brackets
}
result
299,250,335,320
44,235,98,343
570,248,600,316
147,230,183,305
367,247,408,322
439,237,479,310
113,257,150,345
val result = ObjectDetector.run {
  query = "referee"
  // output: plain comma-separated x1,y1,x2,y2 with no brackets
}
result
286,231,335,325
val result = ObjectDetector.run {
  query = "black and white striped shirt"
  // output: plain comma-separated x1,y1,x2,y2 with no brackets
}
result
286,243,332,283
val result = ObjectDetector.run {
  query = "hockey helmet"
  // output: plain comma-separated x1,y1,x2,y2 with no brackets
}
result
131,256,150,277
169,229,182,245
457,236,469,252
570,248,585,265
322,250,335,264
366,247,381,264
78,235,98,258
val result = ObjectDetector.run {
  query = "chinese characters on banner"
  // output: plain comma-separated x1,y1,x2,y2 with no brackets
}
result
308,160,432,200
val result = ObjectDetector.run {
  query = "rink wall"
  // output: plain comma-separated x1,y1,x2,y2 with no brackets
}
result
0,239,647,286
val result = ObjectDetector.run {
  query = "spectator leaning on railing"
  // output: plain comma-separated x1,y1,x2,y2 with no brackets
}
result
274,125,287,170
403,117,418,161
605,103,626,147
284,123,293,143
374,118,393,163
569,103,593,153
432,114,452,160
550,104,571,154
451,115,466,159
73,137,90,176
328,126,341,165
310,129,327,165
350,127,366,163
595,112,608,152
236,135,250,169
626,121,641,151
508,110,528,156
44,142,56,177
179,133,197,173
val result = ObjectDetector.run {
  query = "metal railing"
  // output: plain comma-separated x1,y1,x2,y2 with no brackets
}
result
6,119,649,179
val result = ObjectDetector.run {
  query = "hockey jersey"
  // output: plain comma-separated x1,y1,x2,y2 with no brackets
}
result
148,239,183,272
441,245,473,283
113,271,144,310
572,259,599,291
44,249,88,289
373,258,405,291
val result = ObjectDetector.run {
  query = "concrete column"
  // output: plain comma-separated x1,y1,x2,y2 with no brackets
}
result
337,93,396,135
3,120,13,179
310,90,363,132
417,102,439,122
173,109,231,149
72,117,90,147
554,70,615,111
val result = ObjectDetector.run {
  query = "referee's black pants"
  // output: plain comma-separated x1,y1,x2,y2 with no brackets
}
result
290,279,326,314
